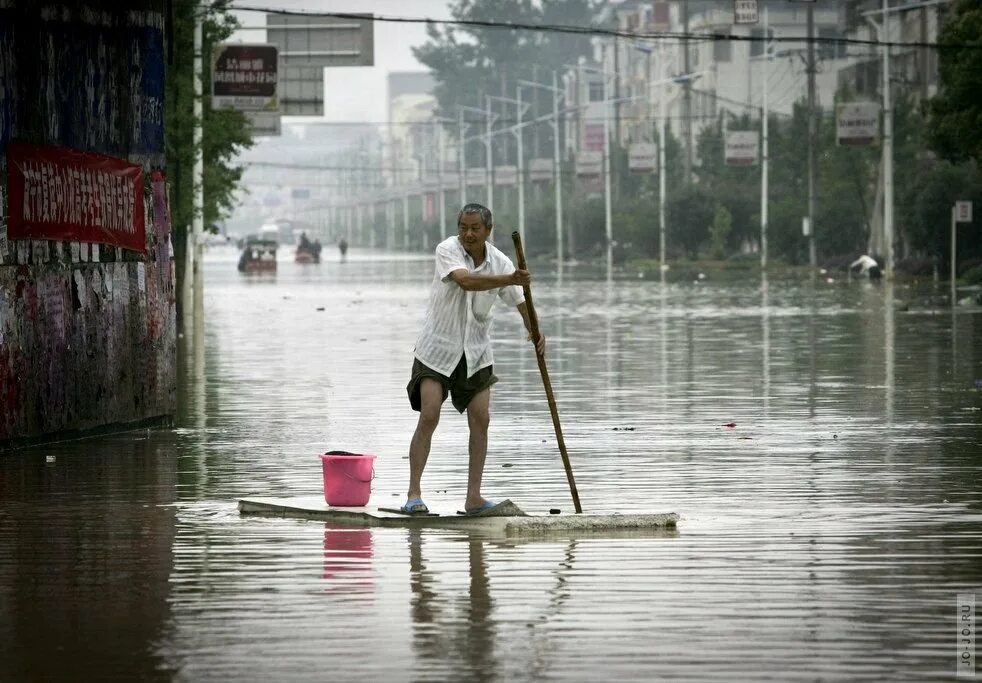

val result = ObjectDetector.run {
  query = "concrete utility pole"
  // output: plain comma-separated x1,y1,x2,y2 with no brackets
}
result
603,47,613,274
882,0,895,279
760,6,770,271
458,108,466,204
485,95,494,210
190,7,204,328
682,0,692,183
806,3,818,268
552,71,564,267
518,73,566,266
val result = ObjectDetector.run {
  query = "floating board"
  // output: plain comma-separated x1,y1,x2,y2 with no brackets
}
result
238,496,679,536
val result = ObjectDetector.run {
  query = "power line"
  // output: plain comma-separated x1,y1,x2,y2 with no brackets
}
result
215,3,977,51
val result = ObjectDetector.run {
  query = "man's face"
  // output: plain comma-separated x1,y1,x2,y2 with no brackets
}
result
458,212,491,251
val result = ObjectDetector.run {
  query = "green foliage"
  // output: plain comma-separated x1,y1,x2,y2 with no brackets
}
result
667,184,714,259
710,206,732,259
166,1,253,259
927,0,982,165
413,0,600,155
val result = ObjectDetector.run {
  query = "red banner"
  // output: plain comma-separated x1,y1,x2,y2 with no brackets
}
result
6,143,146,253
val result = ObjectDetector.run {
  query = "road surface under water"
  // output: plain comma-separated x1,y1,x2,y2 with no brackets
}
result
2,244,980,681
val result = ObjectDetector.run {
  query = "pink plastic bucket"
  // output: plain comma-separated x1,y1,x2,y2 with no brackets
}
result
320,451,376,507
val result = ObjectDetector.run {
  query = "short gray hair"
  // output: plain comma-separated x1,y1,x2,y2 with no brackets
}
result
457,203,493,230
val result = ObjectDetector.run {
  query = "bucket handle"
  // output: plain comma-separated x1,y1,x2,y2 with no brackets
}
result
343,468,376,484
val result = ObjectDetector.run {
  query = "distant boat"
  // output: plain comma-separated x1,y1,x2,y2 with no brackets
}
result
238,237,278,272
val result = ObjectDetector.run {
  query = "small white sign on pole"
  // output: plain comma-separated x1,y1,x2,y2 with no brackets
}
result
734,0,759,25
955,200,973,223
725,131,759,166
802,217,811,237
494,165,518,187
836,102,880,146
575,151,603,177
465,168,487,187
628,142,658,174
529,158,553,182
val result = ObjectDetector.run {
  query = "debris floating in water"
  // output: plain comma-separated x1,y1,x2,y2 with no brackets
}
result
502,463,514,468
722,422,737,428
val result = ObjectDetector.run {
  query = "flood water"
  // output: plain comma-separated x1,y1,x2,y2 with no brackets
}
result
2,244,980,681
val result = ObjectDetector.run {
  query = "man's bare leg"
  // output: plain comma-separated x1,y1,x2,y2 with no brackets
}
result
408,378,444,502
464,388,492,510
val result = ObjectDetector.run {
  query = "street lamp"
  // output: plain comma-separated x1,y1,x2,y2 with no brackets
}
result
518,73,566,268
489,92,531,245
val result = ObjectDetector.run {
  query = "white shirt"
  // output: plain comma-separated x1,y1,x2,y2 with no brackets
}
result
414,235,525,377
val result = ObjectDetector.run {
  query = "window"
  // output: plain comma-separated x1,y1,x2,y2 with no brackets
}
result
588,80,604,102
714,32,731,62
818,28,846,60
750,28,773,58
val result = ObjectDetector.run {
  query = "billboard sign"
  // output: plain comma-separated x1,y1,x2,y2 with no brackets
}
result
836,101,880,146
734,0,759,24
725,131,759,166
494,165,518,187
576,150,603,177
6,143,146,253
266,14,374,68
629,142,657,173
212,43,278,111
465,167,487,186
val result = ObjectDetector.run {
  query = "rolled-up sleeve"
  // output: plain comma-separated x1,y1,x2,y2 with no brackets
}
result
496,255,525,306
436,241,468,282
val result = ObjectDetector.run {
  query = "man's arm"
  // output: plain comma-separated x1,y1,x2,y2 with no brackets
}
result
517,301,546,356
448,268,530,291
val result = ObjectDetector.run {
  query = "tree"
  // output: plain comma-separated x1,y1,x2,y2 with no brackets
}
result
927,0,982,165
413,0,599,119
166,1,253,311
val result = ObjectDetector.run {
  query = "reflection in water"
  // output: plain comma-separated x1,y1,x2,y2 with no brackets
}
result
2,248,980,680
0,438,178,681
408,530,497,681
323,525,374,597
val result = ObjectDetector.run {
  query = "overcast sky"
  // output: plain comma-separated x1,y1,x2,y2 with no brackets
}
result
231,0,453,123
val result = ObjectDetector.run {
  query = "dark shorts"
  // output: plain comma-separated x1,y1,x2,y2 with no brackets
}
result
407,355,498,414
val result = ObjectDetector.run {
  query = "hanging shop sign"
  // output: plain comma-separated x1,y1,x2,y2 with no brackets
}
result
494,165,518,187
836,101,880,146
465,167,487,186
575,150,603,177
628,142,658,174
724,131,760,166
6,143,146,253
734,0,759,25
212,43,279,111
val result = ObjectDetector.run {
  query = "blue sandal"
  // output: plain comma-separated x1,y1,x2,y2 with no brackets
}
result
463,500,496,515
400,497,429,514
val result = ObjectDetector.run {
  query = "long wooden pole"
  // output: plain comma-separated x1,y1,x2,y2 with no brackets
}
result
512,232,582,513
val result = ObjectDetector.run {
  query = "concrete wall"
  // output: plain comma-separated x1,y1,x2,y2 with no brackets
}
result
0,1,175,448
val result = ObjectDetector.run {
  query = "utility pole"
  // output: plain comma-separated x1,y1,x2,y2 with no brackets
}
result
485,95,494,210
682,0,692,183
190,7,204,328
882,0,895,279
458,108,466,204
516,87,526,245
438,122,446,241
552,71,564,267
761,6,770,271
603,46,613,274
806,3,817,268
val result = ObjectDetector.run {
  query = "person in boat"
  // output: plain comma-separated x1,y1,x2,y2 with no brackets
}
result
403,203,545,515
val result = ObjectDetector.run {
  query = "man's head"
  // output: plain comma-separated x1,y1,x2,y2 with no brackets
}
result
457,203,492,231
457,203,493,254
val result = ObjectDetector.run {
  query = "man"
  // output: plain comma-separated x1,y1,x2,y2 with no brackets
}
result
403,203,545,515
850,254,882,280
